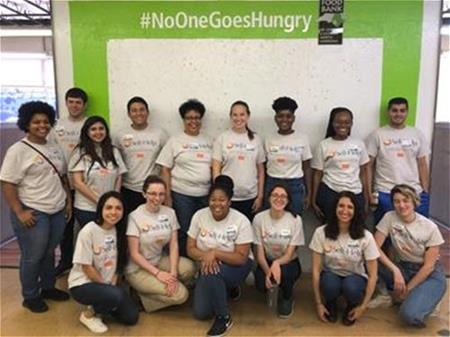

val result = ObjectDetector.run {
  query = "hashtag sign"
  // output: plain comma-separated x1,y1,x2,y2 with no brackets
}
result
140,12,151,29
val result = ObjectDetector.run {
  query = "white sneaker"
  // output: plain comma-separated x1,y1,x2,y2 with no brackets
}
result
79,312,108,333
367,294,393,309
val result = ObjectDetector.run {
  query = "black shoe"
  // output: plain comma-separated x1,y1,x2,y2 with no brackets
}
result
23,297,48,313
207,315,233,337
278,297,294,319
228,286,241,301
325,300,338,323
342,303,357,326
41,288,70,301
55,263,72,278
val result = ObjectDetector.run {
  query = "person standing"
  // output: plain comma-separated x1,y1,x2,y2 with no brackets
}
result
366,97,430,223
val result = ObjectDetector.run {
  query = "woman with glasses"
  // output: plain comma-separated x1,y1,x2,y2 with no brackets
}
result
156,99,212,256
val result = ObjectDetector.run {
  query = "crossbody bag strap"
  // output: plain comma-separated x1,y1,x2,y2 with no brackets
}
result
21,140,64,182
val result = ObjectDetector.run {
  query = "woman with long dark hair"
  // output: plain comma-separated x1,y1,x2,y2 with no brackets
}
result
310,191,379,325
68,191,138,333
311,107,370,223
70,116,127,227
253,183,304,318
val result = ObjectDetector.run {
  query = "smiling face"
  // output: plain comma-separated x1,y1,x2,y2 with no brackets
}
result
275,109,295,134
128,102,149,128
230,104,250,132
269,186,289,212
88,121,107,143
209,188,231,221
144,182,166,212
388,103,408,128
332,111,353,140
336,196,355,226
27,113,51,141
66,97,86,120
393,192,415,221
101,197,124,229
183,110,202,136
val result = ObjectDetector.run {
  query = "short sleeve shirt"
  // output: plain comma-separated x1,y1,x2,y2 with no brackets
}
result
212,130,265,200
156,132,212,196
114,125,168,192
376,211,444,263
188,208,253,254
125,205,179,273
365,126,429,193
68,221,117,288
48,117,86,163
311,137,369,193
253,210,304,260
69,147,127,211
0,138,66,214
309,225,380,278
265,131,312,179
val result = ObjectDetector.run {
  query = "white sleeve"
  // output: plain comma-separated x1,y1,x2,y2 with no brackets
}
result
73,227,94,265
187,210,201,239
156,138,175,169
290,216,305,246
309,227,325,253
311,142,324,170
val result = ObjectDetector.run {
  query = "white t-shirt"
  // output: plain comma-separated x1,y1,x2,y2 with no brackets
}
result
48,117,86,163
309,225,380,278
0,138,67,214
188,208,253,255
376,211,444,263
365,126,429,193
311,137,369,193
212,129,265,200
69,147,127,211
156,132,212,196
265,131,312,179
253,209,304,260
114,125,168,192
68,221,117,288
125,204,180,274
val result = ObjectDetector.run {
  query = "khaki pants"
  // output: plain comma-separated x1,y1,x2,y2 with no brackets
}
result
126,256,196,313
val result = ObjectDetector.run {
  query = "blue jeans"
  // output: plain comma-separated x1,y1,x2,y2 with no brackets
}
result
255,258,301,300
264,176,306,215
378,261,446,326
231,198,256,222
74,208,97,228
70,283,139,325
171,191,208,257
193,258,253,319
316,183,365,224
374,191,430,224
11,208,66,300
320,270,367,306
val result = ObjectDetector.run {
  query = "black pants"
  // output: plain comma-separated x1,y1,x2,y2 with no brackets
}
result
58,190,75,268
121,187,146,216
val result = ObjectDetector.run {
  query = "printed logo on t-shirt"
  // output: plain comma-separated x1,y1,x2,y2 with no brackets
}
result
33,155,44,165
55,126,65,137
122,134,133,148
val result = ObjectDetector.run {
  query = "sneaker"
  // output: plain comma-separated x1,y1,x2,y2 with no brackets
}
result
41,288,70,301
342,304,357,326
55,263,72,278
367,294,392,309
228,286,241,301
22,297,48,313
278,298,294,319
207,315,233,337
79,312,108,333
325,300,338,323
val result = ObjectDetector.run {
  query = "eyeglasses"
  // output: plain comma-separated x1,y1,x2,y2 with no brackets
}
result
271,193,288,200
146,192,166,198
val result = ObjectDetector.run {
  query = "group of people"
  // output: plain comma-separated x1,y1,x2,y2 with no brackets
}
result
0,88,446,337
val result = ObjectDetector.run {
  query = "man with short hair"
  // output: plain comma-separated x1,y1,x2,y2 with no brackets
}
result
366,97,430,224
49,87,88,276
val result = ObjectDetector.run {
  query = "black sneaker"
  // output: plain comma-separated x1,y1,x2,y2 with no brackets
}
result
55,263,72,278
325,300,338,323
41,288,70,301
278,297,294,319
23,297,48,313
342,303,357,326
207,315,233,337
228,286,241,301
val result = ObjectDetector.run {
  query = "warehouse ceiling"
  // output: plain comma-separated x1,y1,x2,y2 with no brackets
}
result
0,0,50,26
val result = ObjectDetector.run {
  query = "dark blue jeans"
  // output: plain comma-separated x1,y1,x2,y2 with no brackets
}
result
374,191,430,224
70,283,139,325
264,176,306,216
231,198,256,222
378,261,446,326
193,258,253,319
11,208,66,300
74,208,97,228
171,191,208,257
316,183,365,224
255,258,301,300
320,270,367,306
